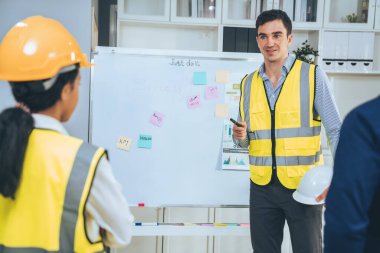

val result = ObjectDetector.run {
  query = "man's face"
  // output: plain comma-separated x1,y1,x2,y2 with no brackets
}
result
256,19,293,63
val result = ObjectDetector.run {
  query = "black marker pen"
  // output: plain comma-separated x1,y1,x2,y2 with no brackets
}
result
230,118,243,127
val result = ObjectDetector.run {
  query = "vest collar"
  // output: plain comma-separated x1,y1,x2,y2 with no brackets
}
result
258,54,296,80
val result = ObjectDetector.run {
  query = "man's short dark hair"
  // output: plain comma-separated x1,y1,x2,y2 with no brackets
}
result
256,9,292,36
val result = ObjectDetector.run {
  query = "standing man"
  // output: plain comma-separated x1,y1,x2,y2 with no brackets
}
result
232,10,341,253
324,96,380,253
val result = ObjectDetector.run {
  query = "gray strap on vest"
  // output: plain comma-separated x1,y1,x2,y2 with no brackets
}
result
242,72,254,131
300,62,311,127
249,150,322,167
60,142,99,252
248,126,321,140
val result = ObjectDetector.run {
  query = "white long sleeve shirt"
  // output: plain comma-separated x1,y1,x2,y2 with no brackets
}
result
33,114,134,248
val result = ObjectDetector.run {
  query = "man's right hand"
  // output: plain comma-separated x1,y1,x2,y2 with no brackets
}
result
232,121,247,140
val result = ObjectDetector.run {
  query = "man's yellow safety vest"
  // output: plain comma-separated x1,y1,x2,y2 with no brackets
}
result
0,129,106,253
240,59,323,189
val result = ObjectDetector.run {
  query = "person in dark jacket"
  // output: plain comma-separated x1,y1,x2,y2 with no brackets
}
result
324,96,380,253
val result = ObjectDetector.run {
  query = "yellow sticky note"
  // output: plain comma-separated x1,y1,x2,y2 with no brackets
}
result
216,70,230,84
116,136,132,151
215,104,229,118
233,83,240,90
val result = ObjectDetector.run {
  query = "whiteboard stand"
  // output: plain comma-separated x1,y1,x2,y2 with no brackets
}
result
130,205,250,236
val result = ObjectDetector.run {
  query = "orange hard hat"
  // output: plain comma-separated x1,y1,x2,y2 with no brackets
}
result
0,16,91,82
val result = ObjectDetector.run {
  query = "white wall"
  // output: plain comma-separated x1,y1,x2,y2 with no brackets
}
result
330,74,380,119
0,0,92,140
118,22,218,51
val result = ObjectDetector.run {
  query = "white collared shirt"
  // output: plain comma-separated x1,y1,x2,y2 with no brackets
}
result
33,114,134,248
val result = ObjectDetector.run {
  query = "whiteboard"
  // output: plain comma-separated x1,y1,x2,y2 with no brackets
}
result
90,47,262,206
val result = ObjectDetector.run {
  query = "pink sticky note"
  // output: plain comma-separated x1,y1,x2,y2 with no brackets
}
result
150,111,165,127
187,95,201,109
200,223,214,226
205,86,218,100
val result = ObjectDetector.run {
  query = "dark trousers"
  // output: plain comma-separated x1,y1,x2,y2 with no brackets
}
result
250,178,323,253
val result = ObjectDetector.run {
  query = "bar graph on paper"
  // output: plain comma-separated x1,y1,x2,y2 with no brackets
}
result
221,80,249,171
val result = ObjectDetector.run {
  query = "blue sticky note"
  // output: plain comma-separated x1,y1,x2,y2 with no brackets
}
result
193,72,207,85
138,134,152,149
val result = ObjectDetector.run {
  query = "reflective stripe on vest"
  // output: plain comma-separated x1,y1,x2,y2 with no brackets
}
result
241,60,322,189
249,149,322,166
240,73,253,127
248,126,321,140
0,142,104,253
60,142,99,252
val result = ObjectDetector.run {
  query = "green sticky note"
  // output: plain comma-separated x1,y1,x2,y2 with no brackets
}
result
233,83,240,90
138,134,152,149
193,72,207,85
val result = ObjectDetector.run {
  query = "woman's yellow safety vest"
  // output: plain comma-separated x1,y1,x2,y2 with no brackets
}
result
0,129,106,253
240,60,323,189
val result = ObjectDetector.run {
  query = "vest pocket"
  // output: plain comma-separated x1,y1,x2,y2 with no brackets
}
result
286,167,303,178
249,106,266,131
250,139,272,156
283,137,318,150
278,111,299,128
251,166,265,176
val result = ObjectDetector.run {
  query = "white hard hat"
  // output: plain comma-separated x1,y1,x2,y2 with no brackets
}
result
293,165,333,205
